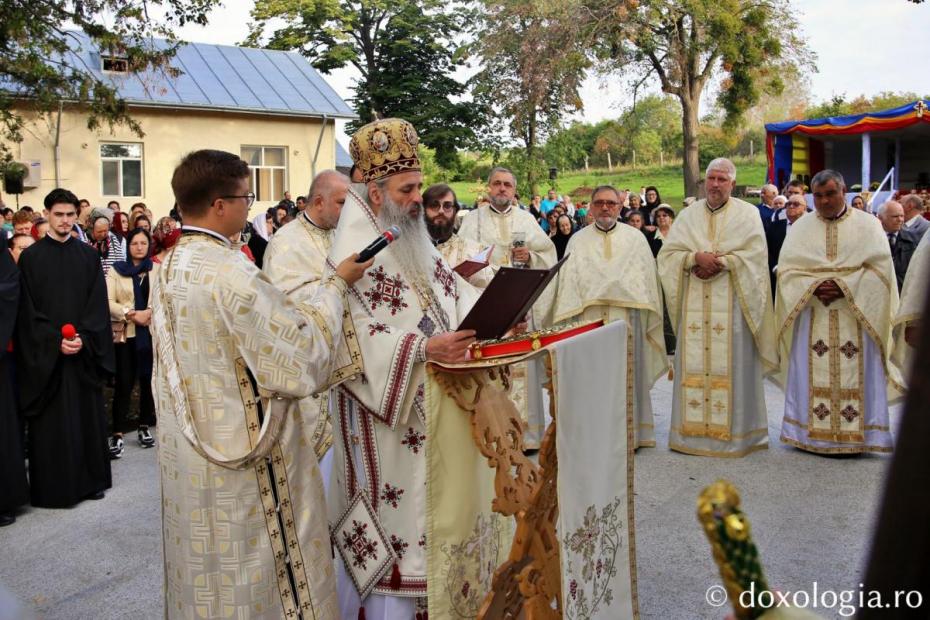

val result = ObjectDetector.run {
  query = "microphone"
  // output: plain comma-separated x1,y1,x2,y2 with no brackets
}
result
61,324,77,340
356,226,401,263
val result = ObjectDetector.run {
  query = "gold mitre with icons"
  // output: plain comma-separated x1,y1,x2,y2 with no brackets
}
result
348,118,421,183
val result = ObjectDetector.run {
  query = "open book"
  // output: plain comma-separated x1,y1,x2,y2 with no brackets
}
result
452,245,493,279
457,255,568,340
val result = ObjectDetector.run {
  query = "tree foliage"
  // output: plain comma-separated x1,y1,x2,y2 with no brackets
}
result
0,0,218,163
247,0,485,169
566,0,811,196
804,91,930,120
470,0,589,193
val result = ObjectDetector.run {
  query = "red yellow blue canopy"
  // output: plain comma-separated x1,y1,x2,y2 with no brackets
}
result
765,99,930,185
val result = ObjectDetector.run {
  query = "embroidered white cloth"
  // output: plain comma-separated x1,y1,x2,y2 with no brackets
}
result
552,222,669,448
325,187,479,607
658,197,777,457
551,321,638,619
775,207,904,454
151,233,355,619
263,215,340,461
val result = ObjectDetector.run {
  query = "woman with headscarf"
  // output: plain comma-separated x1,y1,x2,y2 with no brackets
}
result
248,212,271,268
88,212,125,277
552,214,575,260
106,228,156,454
641,186,662,224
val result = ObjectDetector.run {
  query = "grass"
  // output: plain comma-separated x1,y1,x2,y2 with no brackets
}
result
448,156,769,208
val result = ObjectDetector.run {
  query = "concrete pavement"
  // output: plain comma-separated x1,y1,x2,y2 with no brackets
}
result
0,377,899,619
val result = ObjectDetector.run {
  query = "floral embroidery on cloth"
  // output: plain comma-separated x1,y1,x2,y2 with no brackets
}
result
363,266,409,315
562,497,625,619
433,257,458,299
381,483,405,508
401,427,426,454
439,514,506,618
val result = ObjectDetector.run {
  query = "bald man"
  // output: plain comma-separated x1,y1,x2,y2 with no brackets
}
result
878,200,921,291
901,194,929,240
757,183,779,224
263,169,351,471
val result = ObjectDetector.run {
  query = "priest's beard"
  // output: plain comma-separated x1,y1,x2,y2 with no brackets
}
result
376,194,435,283
425,216,454,244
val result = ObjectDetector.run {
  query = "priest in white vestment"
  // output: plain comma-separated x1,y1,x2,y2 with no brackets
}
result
458,167,556,449
552,184,669,448
263,169,349,486
457,167,557,322
892,232,929,377
423,183,494,289
657,158,778,457
325,119,481,619
776,170,905,455
151,150,371,619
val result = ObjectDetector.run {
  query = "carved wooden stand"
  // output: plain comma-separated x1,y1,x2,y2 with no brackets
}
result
430,357,562,620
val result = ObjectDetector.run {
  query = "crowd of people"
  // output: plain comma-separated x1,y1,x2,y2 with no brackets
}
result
1,115,928,619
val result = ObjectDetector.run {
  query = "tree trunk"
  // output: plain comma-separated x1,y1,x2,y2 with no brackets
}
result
526,113,538,195
680,94,701,198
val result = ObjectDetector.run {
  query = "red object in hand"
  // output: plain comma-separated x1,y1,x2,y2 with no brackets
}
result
61,324,77,340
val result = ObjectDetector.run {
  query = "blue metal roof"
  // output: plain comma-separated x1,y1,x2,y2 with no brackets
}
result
1,31,356,119
335,141,353,168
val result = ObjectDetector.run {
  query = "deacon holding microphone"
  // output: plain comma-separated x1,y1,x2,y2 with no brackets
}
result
151,150,372,619
15,188,115,508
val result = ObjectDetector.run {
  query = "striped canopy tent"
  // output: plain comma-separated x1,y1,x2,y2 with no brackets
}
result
765,99,930,192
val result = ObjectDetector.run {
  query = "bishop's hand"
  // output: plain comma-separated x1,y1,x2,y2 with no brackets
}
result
426,330,477,364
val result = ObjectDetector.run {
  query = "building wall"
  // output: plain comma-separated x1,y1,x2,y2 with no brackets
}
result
2,106,337,219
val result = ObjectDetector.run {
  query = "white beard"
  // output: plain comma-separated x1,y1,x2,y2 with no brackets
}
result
376,195,435,284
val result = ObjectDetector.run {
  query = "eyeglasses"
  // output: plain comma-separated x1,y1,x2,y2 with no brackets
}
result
426,201,456,212
220,192,256,208
591,200,619,208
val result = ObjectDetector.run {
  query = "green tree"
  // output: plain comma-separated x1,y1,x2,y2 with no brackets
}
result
247,0,485,169
805,92,930,120
0,0,218,162
572,0,811,196
471,0,589,193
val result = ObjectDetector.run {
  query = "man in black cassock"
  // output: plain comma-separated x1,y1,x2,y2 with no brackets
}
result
1,246,28,525
15,188,114,508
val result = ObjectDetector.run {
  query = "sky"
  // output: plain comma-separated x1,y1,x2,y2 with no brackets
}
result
175,0,930,147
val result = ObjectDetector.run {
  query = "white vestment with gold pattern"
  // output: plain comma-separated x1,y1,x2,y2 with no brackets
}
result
151,231,359,619
892,232,930,377
435,232,495,289
457,205,557,324
658,198,778,457
775,207,904,455
458,205,555,447
324,188,480,615
263,214,337,460
552,222,669,448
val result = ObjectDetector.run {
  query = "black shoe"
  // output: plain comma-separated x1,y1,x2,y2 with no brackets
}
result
0,512,15,527
138,426,155,448
108,435,124,459
87,491,105,500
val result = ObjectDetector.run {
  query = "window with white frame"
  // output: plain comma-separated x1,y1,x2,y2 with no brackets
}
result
100,143,143,197
241,146,287,202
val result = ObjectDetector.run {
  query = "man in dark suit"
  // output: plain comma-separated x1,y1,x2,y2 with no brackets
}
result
766,194,808,295
879,200,921,290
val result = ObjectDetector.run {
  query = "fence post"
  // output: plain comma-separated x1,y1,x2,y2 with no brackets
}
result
607,152,613,172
